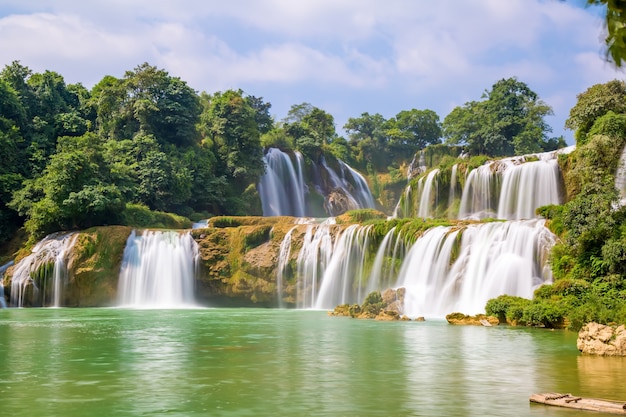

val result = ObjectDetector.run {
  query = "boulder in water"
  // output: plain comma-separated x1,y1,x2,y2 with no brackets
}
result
577,322,626,356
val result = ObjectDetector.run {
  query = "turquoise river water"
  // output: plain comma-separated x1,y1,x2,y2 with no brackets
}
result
1,308,625,417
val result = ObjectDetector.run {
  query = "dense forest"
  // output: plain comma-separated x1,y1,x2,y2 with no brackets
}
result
2,59,626,329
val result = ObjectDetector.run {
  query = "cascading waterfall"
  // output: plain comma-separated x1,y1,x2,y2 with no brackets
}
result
258,148,307,217
417,169,440,218
397,147,572,221
365,227,406,295
314,224,373,309
295,219,336,309
395,219,555,317
457,163,502,220
497,158,562,220
9,233,77,307
117,230,199,308
276,226,296,308
258,147,375,217
338,160,376,208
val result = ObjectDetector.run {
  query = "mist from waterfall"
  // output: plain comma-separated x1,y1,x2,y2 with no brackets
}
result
117,230,199,308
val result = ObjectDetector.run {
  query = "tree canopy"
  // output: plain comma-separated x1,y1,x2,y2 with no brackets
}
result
442,77,564,156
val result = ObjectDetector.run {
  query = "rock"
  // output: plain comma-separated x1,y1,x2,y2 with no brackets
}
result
381,287,405,315
446,312,499,326
577,322,626,356
325,189,360,216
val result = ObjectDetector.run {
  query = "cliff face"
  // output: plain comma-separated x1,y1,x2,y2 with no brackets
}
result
191,216,312,307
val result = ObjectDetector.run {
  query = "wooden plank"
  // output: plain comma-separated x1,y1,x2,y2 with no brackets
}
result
530,393,626,414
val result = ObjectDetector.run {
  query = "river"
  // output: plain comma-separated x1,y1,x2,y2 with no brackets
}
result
1,308,625,416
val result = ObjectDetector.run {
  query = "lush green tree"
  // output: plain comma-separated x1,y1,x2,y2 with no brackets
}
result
387,109,442,156
92,63,201,147
246,95,274,134
443,78,555,156
9,133,125,237
201,89,265,212
565,80,626,144
344,112,389,169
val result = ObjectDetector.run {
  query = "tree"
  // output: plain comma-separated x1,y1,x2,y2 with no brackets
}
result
344,112,389,168
388,109,442,154
587,0,626,66
92,63,201,147
443,78,554,156
565,80,626,145
202,89,265,204
9,133,125,237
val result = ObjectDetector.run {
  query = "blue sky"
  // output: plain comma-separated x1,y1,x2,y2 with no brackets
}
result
0,0,623,144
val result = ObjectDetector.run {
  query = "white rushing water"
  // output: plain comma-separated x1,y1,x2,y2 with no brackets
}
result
395,219,555,317
9,233,77,307
399,146,572,220
117,230,199,308
258,148,375,217
258,148,307,217
279,218,555,317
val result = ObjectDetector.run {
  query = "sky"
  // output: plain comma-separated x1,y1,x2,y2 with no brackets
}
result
0,0,624,144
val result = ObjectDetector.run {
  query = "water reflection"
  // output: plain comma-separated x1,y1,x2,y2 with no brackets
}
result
577,354,626,400
2,309,626,417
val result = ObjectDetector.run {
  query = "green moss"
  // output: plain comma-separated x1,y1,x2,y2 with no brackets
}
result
121,203,191,229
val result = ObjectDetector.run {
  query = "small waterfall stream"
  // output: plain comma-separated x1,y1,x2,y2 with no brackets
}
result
0,261,13,308
9,233,77,307
117,230,199,308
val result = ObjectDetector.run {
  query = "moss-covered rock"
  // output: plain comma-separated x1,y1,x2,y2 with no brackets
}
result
445,312,499,326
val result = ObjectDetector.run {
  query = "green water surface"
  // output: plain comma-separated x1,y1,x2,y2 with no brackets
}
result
1,308,625,416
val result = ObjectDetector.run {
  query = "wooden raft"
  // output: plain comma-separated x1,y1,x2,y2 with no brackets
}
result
530,393,626,414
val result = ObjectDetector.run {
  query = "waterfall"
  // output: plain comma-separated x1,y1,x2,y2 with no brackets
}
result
417,169,440,218
497,159,562,220
259,148,307,217
0,261,13,308
314,224,372,309
338,160,376,208
117,230,199,308
395,219,555,317
457,163,501,220
449,164,458,204
276,226,296,308
365,227,406,295
295,220,335,308
616,144,626,204
9,233,77,307
259,148,375,217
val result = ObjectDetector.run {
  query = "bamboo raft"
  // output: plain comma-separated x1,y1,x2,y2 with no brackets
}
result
530,393,626,414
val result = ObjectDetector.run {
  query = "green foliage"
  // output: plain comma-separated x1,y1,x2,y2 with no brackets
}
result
361,291,384,315
443,77,554,157
120,203,191,229
485,295,529,323
565,80,626,144
242,225,272,249
337,209,387,224
587,1,626,67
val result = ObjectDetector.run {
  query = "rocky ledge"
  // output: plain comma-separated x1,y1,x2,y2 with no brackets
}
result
577,322,626,356
445,312,499,326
